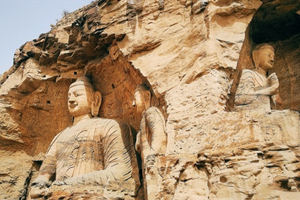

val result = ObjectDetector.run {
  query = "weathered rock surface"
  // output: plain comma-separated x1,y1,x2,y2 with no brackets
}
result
0,0,299,199
157,110,300,199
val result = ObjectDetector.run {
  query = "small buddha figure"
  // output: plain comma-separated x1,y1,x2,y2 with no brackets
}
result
235,43,280,111
134,85,167,157
30,77,138,198
133,84,167,200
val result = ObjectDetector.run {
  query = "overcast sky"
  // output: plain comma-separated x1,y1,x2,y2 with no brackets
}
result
0,0,93,75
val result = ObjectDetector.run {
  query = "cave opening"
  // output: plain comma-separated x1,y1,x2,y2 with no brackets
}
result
227,0,300,111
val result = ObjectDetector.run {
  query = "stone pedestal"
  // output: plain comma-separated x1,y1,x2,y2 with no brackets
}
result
29,185,142,200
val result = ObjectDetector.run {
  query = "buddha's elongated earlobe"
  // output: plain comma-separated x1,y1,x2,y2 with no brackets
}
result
91,91,102,117
252,49,260,69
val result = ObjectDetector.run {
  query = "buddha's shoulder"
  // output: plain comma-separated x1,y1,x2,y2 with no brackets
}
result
89,117,120,128
145,106,161,113
240,69,260,80
241,69,257,76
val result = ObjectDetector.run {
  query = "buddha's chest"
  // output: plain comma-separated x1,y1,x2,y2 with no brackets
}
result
55,127,104,180
253,73,268,89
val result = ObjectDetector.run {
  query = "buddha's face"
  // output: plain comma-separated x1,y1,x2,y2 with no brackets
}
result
133,91,145,114
133,89,150,114
255,47,275,70
68,83,93,117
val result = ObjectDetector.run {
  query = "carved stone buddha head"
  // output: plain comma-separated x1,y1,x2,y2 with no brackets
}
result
252,43,275,71
68,77,102,118
133,84,151,114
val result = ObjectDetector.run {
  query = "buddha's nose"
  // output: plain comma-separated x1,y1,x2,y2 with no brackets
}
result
68,98,76,104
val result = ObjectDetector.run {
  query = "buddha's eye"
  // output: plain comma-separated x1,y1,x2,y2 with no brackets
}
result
74,92,83,97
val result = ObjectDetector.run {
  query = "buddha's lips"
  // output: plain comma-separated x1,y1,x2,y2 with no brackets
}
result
69,103,77,108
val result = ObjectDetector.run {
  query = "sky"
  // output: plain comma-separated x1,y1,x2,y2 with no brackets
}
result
0,0,93,75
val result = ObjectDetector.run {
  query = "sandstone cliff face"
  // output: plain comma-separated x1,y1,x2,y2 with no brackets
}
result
0,0,299,199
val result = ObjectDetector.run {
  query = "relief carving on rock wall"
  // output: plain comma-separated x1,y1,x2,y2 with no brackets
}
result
235,43,280,112
133,84,167,200
1,0,300,199
30,77,140,199
226,1,300,197
233,41,299,147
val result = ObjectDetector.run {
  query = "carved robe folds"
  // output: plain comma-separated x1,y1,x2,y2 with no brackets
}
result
136,107,167,157
40,118,139,193
235,69,278,112
135,107,167,200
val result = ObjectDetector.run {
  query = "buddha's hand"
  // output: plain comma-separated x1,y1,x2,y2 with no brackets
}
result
30,177,50,199
30,187,49,199
268,73,279,88
31,176,50,189
52,180,66,186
